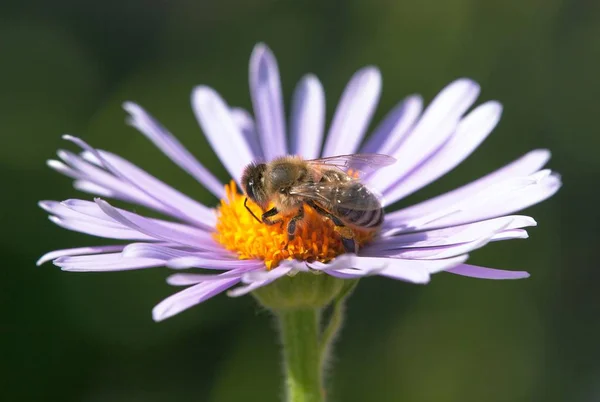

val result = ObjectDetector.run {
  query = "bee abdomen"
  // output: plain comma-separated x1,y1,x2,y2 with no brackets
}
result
335,206,383,228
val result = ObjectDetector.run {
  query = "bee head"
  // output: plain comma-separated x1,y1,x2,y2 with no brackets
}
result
241,162,268,209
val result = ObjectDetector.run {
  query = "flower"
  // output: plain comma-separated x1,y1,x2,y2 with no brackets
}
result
38,43,561,321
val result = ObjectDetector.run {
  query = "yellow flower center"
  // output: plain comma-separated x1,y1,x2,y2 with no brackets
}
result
213,181,375,269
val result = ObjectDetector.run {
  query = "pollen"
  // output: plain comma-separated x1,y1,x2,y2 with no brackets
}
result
213,181,375,270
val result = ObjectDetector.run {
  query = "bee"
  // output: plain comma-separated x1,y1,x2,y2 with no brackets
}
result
240,153,396,253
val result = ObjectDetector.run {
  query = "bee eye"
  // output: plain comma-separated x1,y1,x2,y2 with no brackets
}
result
246,179,256,200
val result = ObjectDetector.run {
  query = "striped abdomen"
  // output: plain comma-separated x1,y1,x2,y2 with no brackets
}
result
328,181,384,229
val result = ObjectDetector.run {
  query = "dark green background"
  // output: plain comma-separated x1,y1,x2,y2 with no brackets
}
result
1,1,597,401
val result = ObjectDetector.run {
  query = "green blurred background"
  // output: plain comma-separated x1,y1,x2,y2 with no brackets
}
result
1,0,597,401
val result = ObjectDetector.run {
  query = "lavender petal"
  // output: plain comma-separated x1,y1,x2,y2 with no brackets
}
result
167,267,259,285
321,67,381,157
37,245,126,266
374,215,535,252
249,43,287,159
45,199,221,250
192,86,255,183
491,229,529,241
348,254,468,281
123,102,225,198
81,149,215,229
72,180,114,198
227,264,292,297
240,263,294,284
152,277,243,321
360,95,423,156
382,101,502,205
412,170,561,230
167,256,265,270
387,149,551,223
368,79,480,193
290,74,325,159
55,253,165,272
446,264,530,279
48,215,154,240
230,107,263,159
379,237,492,260
94,198,220,250
345,256,430,283
64,135,211,226
56,149,170,215
121,243,207,260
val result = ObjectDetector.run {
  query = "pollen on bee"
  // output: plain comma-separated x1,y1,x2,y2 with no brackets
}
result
213,181,375,269
346,168,360,179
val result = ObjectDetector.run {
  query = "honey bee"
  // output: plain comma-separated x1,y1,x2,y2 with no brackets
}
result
240,153,396,253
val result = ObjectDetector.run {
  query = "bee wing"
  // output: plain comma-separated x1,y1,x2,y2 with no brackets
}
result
290,181,384,211
305,153,396,176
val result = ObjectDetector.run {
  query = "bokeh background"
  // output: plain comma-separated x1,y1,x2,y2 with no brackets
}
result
1,0,598,401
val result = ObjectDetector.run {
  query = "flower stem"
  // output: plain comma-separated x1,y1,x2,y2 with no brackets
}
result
278,308,324,402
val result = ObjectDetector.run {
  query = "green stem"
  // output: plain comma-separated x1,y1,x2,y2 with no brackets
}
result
278,308,324,402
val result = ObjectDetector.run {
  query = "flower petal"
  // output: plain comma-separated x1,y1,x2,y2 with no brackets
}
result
360,95,423,155
249,43,287,159
37,245,126,266
345,256,431,283
376,215,535,248
56,149,169,214
387,149,551,223
369,79,480,193
289,74,325,159
167,256,264,270
123,102,225,198
333,255,469,281
47,158,80,180
240,263,294,284
167,269,257,285
48,199,220,250
192,86,255,182
230,107,263,159
413,170,561,230
55,253,165,272
81,149,215,228
121,243,203,260
153,276,243,321
64,135,215,229
383,101,502,205
94,198,221,250
48,216,153,240
446,264,530,279
382,238,491,260
227,264,293,297
322,67,381,157
491,228,529,241
315,255,466,283
72,180,114,198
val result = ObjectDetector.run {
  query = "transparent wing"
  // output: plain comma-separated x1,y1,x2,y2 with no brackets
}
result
305,153,396,176
290,181,383,211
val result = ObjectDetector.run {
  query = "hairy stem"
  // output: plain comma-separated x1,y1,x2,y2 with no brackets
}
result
278,308,324,402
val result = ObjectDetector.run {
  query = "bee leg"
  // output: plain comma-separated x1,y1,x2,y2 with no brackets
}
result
340,237,357,254
333,226,357,254
261,207,283,227
306,201,357,254
286,207,305,242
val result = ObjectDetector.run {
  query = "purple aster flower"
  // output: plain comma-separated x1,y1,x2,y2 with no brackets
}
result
38,43,561,321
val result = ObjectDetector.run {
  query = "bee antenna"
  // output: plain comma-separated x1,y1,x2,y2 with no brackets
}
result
244,198,262,224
